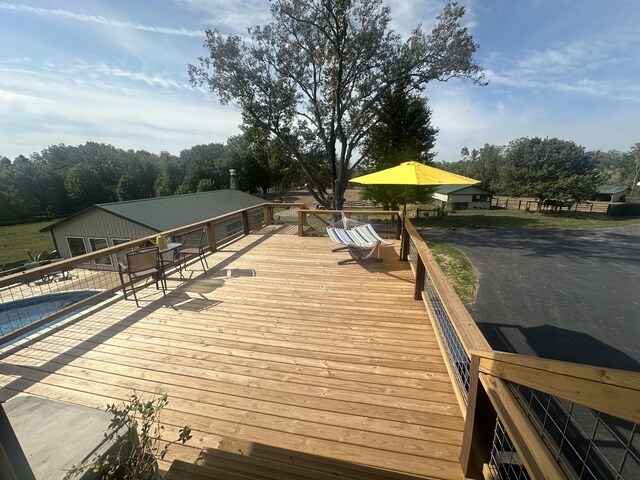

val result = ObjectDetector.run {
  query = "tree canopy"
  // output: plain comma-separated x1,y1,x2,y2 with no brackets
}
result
358,82,438,210
502,137,599,205
189,0,484,209
0,137,306,223
441,137,603,206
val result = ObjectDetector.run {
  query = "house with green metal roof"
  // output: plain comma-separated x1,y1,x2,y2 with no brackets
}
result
42,189,265,265
594,185,631,203
433,184,492,210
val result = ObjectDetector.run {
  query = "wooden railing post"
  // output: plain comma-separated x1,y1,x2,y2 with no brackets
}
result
262,205,271,226
400,226,410,261
206,221,217,253
460,355,496,479
414,257,425,300
298,210,305,237
241,210,250,235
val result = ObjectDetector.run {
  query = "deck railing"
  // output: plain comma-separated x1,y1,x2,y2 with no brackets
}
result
3,206,638,479
401,216,640,480
296,209,402,238
0,203,304,345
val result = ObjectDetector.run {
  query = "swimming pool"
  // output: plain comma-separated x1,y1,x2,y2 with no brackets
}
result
0,290,100,344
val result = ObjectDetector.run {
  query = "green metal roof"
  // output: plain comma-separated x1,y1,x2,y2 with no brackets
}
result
597,185,631,195
42,190,265,232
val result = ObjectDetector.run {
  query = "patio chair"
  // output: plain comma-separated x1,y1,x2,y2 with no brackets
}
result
326,221,390,265
176,227,209,275
118,246,166,307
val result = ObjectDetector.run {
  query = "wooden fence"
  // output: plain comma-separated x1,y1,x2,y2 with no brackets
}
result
492,197,613,213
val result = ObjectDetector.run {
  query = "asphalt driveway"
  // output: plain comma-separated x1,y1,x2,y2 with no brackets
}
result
421,223,640,372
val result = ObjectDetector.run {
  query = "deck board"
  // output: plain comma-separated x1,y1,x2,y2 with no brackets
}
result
0,227,465,479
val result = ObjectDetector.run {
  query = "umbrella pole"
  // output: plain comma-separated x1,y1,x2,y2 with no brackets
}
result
399,186,408,260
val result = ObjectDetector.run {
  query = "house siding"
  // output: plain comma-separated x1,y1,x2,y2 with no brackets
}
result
449,193,491,209
434,190,491,210
53,209,156,260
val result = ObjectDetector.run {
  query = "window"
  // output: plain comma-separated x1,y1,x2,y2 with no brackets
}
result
111,238,131,246
111,238,132,266
67,237,87,257
88,237,111,265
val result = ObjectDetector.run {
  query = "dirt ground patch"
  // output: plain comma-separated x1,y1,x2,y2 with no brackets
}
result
266,188,363,207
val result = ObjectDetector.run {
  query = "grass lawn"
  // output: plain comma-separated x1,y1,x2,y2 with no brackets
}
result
413,208,640,229
425,240,477,306
0,221,56,267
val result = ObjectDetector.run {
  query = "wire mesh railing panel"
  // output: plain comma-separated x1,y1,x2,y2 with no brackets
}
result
248,210,264,231
304,212,342,236
408,238,418,271
344,213,397,236
507,381,639,480
271,205,301,224
488,418,532,480
213,215,244,243
173,228,204,248
302,211,398,237
0,265,119,343
422,268,471,403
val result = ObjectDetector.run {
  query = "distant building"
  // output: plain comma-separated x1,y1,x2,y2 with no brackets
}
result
594,185,631,203
433,184,492,210
41,190,265,267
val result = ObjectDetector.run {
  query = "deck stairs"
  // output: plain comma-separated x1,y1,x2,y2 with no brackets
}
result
165,437,427,480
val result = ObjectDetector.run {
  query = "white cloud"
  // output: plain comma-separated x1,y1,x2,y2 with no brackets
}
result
173,0,271,33
484,28,640,103
0,62,242,158
385,0,478,39
0,56,31,64
0,3,203,37
90,63,187,90
427,76,640,163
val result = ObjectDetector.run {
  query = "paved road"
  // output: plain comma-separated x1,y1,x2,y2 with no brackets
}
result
421,224,640,372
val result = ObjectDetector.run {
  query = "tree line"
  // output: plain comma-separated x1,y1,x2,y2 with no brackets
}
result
437,139,640,206
0,131,307,223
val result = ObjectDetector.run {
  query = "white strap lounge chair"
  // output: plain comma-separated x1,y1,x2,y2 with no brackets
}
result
326,219,390,265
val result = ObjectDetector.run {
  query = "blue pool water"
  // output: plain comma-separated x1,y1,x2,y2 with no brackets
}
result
0,290,101,344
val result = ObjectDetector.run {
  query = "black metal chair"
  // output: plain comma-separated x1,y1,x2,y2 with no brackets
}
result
118,246,166,307
176,228,209,275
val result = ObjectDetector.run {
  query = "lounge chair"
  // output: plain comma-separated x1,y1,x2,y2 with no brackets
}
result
326,222,390,265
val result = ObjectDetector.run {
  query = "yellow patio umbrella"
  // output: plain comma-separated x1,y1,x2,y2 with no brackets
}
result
350,161,479,258
350,161,479,212
350,161,479,186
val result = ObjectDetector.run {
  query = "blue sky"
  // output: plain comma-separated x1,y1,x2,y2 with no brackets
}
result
1,0,639,162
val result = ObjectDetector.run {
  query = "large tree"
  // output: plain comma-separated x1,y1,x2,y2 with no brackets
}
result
503,137,599,207
64,164,106,209
359,82,438,210
455,144,505,192
189,0,484,209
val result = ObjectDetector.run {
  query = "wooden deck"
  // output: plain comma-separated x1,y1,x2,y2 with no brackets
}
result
0,225,465,479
